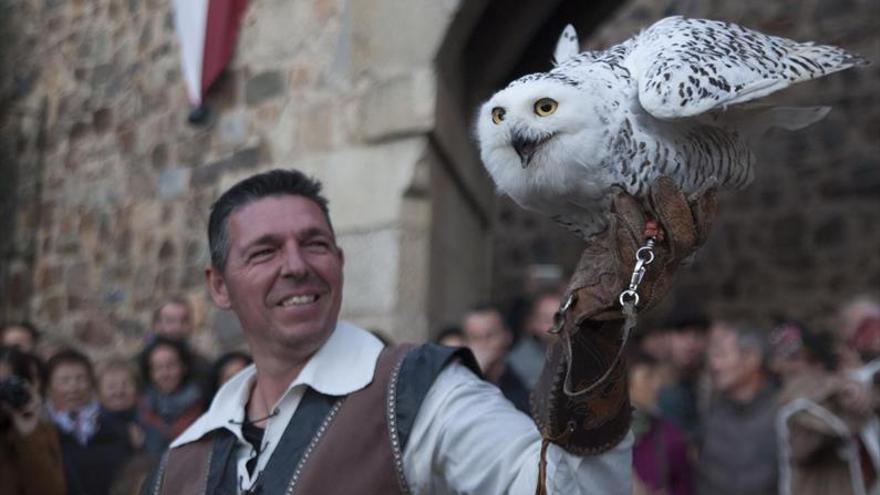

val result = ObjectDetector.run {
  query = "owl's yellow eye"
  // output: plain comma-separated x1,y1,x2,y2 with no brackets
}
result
534,98,558,117
491,107,506,124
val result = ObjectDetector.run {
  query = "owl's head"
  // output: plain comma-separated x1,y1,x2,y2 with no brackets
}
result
476,72,619,192
475,25,619,199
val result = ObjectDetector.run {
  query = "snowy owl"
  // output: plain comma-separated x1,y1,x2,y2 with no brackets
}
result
476,16,867,239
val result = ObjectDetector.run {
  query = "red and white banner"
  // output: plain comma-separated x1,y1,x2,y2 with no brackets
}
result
172,0,249,106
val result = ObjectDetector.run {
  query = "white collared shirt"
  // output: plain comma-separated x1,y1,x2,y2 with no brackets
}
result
172,321,631,494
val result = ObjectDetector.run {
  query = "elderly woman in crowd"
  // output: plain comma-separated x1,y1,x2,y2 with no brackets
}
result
138,336,203,449
46,349,133,495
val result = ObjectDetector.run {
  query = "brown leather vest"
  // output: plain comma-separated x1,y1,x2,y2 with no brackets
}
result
151,344,420,495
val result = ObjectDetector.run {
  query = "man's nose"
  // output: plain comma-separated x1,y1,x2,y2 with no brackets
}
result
280,244,309,278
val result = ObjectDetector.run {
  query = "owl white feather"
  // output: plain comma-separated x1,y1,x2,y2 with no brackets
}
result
476,16,867,239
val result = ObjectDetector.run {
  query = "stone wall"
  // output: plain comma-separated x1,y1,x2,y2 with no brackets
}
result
0,0,493,356
490,0,880,331
2,0,877,358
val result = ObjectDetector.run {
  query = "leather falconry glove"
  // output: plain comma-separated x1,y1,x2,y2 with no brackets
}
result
531,176,717,464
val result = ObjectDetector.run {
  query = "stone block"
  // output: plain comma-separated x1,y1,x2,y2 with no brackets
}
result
245,71,285,105
236,1,314,68
73,315,116,349
360,68,436,143
191,146,263,186
350,0,460,72
158,239,175,261
156,167,190,200
338,228,400,318
217,110,248,147
267,102,299,160
176,132,211,168
115,318,144,338
93,108,113,133
277,138,427,232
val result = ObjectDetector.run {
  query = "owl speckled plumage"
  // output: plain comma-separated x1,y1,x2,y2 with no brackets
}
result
477,16,867,239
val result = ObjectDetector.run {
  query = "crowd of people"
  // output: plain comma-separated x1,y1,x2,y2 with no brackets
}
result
0,298,252,495
435,292,880,495
3,286,880,495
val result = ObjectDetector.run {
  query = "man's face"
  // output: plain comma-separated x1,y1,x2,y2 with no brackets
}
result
206,195,344,360
1,326,36,353
708,329,758,394
463,310,511,373
154,302,192,341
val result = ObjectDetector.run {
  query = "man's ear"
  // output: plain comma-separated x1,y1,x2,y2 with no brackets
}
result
205,264,232,309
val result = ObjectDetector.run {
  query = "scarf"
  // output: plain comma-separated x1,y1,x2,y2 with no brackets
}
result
48,399,100,445
143,381,202,424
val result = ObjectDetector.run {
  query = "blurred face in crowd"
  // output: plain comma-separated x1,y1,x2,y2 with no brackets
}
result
49,362,94,412
1,325,36,353
463,309,512,374
154,302,193,341
98,367,138,412
206,195,344,363
149,345,185,395
769,348,812,382
639,331,670,361
526,294,561,343
668,327,707,373
708,327,761,395
629,362,666,411
218,357,250,386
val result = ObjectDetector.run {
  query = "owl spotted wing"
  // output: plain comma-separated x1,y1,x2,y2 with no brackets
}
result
633,16,866,119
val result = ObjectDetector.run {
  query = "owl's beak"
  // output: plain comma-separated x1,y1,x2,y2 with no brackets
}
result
511,133,550,168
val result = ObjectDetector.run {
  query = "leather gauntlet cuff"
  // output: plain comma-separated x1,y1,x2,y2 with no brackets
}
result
530,177,717,459
531,318,631,456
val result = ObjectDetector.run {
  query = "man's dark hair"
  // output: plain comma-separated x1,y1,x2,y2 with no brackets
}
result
466,302,503,317
46,348,95,385
207,169,334,271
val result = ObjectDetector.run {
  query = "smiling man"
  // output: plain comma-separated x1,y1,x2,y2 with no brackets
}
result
144,169,715,495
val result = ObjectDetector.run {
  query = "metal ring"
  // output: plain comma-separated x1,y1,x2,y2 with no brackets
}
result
635,247,655,264
619,290,639,307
